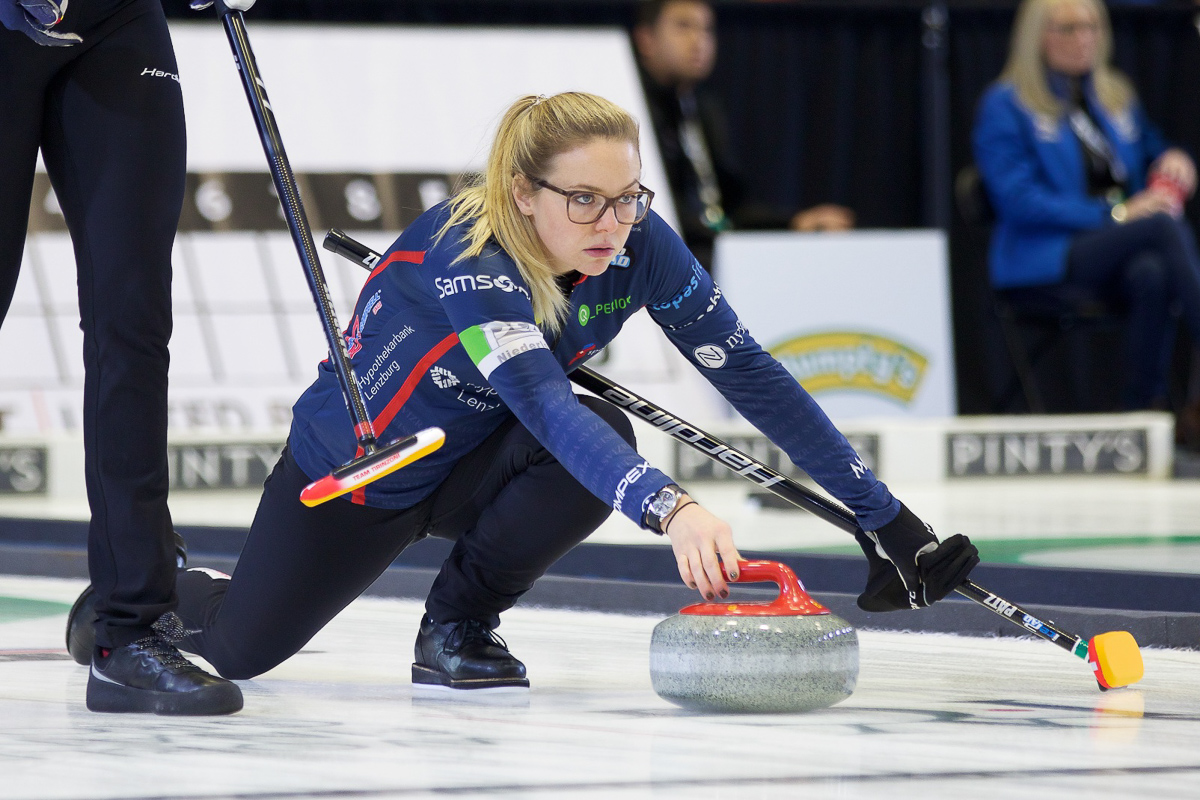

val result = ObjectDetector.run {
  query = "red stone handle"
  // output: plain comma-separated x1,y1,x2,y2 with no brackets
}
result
680,559,829,616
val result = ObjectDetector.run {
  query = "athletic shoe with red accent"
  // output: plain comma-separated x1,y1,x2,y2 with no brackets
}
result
85,613,242,715
412,615,529,690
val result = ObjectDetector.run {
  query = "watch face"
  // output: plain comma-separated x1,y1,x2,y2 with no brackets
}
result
650,487,679,519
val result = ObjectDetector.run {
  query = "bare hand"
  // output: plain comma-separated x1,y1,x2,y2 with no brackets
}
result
1151,148,1198,198
790,204,856,233
1124,188,1177,221
664,500,742,601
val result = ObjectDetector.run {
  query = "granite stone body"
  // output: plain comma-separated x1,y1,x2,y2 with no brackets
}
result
649,612,860,713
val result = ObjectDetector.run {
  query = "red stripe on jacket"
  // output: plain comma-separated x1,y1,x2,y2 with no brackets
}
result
363,250,425,289
349,330,460,503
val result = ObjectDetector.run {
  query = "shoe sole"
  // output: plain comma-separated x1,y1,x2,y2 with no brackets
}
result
411,663,529,690
86,673,243,715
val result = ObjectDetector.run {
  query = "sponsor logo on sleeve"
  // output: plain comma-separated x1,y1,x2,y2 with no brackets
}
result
850,456,868,479
435,273,532,302
724,319,749,349
650,263,703,311
459,320,549,378
613,460,650,513
692,344,727,369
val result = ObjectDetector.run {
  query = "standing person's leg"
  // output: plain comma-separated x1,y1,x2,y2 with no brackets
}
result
41,1,238,713
414,395,637,688
169,446,433,680
0,32,62,326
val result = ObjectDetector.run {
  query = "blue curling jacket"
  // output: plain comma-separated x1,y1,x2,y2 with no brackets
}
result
289,204,898,531
972,77,1169,288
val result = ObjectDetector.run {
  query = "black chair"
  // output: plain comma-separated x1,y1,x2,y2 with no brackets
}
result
955,165,1119,413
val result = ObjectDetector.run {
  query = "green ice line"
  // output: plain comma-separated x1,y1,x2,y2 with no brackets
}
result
0,596,72,623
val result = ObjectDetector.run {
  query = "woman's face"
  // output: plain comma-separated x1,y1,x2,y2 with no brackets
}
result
1041,0,1101,77
513,137,642,277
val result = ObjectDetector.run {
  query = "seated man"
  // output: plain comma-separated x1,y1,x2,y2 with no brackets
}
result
633,0,855,272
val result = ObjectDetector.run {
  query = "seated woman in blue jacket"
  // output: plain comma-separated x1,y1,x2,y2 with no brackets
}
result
973,0,1199,414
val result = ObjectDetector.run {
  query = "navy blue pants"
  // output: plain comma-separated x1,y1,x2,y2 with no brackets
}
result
0,0,185,647
1065,213,1200,409
173,396,636,681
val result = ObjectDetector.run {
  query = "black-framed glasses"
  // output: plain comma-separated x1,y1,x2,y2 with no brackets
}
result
531,178,654,225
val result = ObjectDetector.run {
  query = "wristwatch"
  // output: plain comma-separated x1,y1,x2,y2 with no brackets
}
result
643,484,686,534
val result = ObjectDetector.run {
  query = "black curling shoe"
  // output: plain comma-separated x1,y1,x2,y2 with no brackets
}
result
67,530,189,666
86,613,242,715
412,615,529,690
65,584,98,665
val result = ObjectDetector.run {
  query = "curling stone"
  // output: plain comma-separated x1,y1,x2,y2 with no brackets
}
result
650,560,858,713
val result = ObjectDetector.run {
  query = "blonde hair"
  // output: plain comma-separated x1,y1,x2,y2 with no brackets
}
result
438,92,641,333
1000,0,1134,118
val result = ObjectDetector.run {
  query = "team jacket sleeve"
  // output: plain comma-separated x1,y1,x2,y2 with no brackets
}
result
643,229,900,532
434,250,673,528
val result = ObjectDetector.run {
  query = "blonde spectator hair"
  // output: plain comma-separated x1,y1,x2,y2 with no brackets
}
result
1001,0,1134,118
439,92,641,334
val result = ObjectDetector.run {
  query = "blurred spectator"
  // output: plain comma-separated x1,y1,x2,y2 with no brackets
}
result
633,0,854,272
973,0,1200,431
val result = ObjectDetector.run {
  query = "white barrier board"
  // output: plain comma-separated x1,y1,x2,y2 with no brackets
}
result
715,230,956,419
167,22,673,199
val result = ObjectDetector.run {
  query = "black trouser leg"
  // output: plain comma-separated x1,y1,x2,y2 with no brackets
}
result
3,0,188,648
174,395,636,678
0,35,45,322
175,448,429,680
41,3,187,648
423,395,636,627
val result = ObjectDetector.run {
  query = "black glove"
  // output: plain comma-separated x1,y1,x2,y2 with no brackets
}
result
1,0,81,46
854,502,979,612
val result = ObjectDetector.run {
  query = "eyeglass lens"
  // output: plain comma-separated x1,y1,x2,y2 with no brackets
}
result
566,192,651,224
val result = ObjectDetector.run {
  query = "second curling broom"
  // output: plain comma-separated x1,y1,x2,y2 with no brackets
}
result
211,2,443,505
